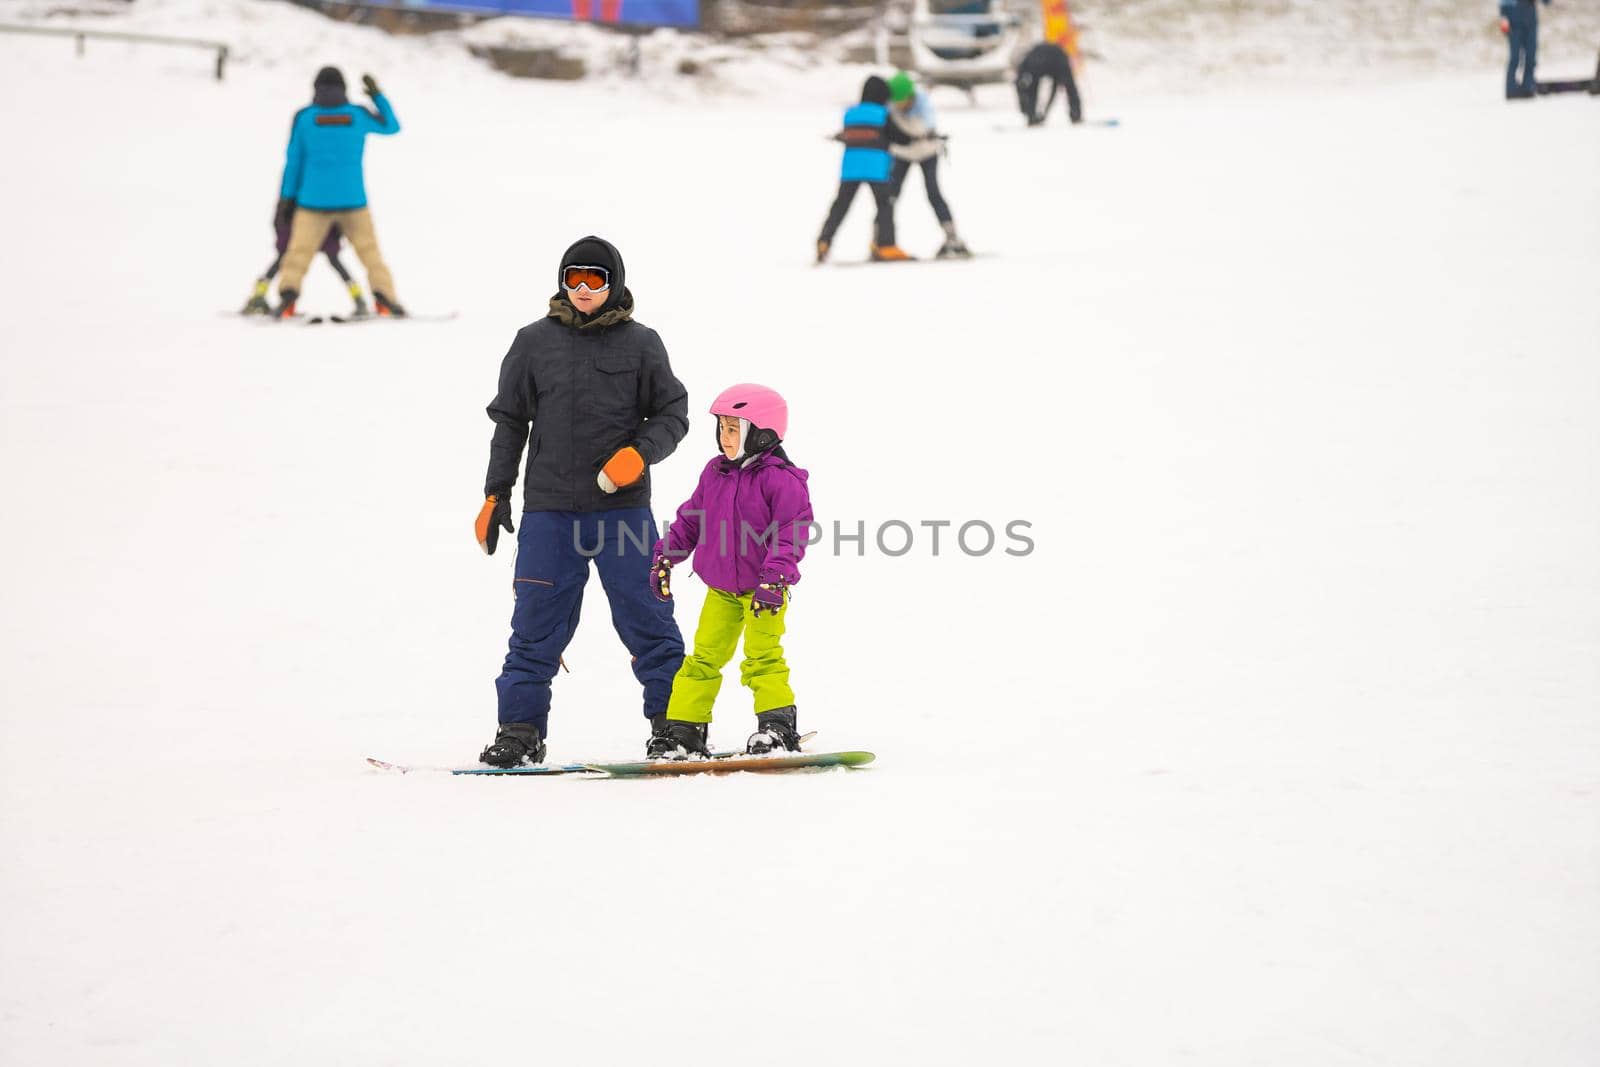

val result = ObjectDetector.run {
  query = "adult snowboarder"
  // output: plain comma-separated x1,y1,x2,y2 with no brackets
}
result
1500,0,1551,99
885,70,970,259
474,236,690,768
1015,41,1083,126
240,206,366,317
273,67,404,319
648,384,814,760
817,75,915,264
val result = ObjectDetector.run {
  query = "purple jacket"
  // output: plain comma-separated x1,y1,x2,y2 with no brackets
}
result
656,452,814,595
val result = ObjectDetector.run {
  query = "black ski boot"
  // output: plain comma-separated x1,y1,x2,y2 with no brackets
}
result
646,719,710,761
935,221,971,259
479,722,546,768
374,291,408,318
746,706,801,754
273,288,299,320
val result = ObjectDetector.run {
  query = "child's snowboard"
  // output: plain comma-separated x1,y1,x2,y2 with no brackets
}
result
583,751,875,777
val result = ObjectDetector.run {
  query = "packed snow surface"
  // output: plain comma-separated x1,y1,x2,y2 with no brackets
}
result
1,2,1597,1065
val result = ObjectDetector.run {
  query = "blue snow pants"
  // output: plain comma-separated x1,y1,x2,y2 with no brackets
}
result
1506,4,1538,97
495,508,683,737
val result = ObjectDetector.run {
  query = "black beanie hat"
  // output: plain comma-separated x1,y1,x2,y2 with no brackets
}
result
314,66,345,89
861,75,891,105
558,235,626,311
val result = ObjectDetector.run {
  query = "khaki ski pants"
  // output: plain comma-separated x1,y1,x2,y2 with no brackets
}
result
279,207,396,300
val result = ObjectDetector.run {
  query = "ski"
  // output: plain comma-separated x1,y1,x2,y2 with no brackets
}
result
328,311,459,324
988,118,1120,132
583,750,875,778
828,253,991,268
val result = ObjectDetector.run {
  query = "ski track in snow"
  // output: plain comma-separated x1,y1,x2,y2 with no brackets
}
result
1,5,1598,1065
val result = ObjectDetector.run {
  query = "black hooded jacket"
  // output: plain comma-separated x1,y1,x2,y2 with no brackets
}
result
484,236,690,513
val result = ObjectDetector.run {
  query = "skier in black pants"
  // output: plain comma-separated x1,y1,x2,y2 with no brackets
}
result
885,70,970,258
240,200,365,316
818,75,916,262
1015,41,1082,126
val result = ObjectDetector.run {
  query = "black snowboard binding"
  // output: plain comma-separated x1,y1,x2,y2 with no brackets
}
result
479,722,547,768
374,291,408,318
746,706,801,755
646,719,710,761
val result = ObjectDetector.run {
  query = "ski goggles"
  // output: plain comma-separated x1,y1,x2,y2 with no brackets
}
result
562,265,610,293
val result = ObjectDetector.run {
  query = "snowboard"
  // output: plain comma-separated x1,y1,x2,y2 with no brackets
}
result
366,756,592,776
367,732,829,777
583,751,875,777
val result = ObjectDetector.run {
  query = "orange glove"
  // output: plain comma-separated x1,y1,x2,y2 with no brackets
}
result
475,494,514,555
1499,16,1510,33
597,446,645,494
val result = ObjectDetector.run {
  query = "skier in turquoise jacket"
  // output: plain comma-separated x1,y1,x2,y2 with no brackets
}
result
272,67,406,318
816,75,914,264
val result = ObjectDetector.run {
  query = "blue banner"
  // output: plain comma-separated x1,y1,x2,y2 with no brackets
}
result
373,0,698,28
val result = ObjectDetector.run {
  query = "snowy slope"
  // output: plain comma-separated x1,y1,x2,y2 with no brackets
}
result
2,4,1598,1066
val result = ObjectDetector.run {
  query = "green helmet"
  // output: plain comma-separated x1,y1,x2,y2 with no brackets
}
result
888,70,915,103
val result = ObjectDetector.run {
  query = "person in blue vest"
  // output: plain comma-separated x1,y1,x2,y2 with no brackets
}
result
816,76,915,264
273,66,404,318
1500,0,1550,99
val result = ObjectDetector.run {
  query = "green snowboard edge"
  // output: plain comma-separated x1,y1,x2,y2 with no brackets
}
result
584,751,876,777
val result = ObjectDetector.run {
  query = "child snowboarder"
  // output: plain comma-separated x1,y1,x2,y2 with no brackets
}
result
817,75,915,264
885,70,971,259
475,236,690,767
647,384,814,759
240,201,367,316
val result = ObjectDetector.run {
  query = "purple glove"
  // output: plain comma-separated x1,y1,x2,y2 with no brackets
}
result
649,550,673,603
751,578,787,617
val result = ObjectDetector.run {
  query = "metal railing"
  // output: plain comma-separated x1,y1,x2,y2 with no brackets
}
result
0,23,230,80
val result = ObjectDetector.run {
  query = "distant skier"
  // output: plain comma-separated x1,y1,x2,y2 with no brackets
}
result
1500,0,1550,99
885,70,970,259
1015,41,1083,126
647,384,814,760
240,202,366,317
475,236,690,767
273,66,405,319
817,75,915,263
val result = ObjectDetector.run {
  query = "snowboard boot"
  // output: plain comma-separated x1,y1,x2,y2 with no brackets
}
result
241,279,271,315
646,719,710,761
348,282,370,318
479,722,547,768
273,288,299,320
374,291,408,318
816,239,831,264
935,222,971,259
746,706,801,755
646,714,672,758
870,243,914,262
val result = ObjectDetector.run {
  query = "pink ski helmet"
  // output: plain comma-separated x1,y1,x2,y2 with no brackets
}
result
710,383,788,456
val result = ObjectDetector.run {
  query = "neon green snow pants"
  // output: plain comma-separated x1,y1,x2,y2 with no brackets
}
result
665,588,795,724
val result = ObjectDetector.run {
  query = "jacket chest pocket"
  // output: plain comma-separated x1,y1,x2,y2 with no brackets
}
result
592,355,641,414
